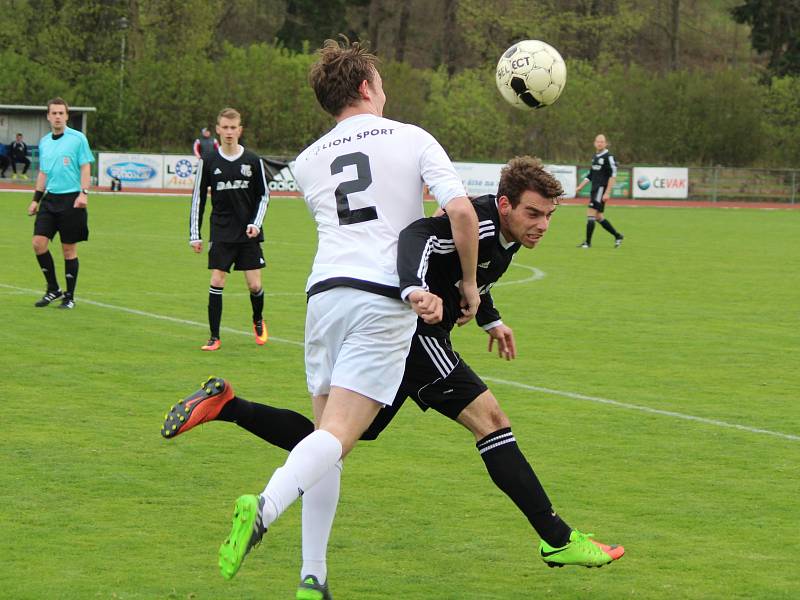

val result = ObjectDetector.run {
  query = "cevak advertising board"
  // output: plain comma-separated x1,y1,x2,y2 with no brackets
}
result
454,162,576,198
98,153,163,188
163,155,199,190
632,167,688,198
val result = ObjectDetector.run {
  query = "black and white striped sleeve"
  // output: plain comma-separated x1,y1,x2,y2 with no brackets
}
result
608,153,618,178
189,159,208,243
397,214,455,302
249,158,270,231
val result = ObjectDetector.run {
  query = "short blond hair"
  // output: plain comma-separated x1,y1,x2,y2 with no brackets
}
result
217,107,242,124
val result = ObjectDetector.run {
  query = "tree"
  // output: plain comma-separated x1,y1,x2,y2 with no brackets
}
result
731,0,800,76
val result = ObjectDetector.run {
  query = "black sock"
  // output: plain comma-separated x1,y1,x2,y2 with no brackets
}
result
477,428,572,547
250,288,264,323
599,218,621,238
64,257,79,298
208,286,223,339
36,251,59,291
217,396,315,451
585,218,596,244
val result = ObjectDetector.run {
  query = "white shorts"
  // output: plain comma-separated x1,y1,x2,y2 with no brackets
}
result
305,287,417,406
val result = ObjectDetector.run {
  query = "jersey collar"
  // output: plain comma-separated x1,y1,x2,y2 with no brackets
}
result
218,145,244,162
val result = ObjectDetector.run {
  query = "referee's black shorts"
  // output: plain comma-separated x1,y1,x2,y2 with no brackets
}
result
33,192,89,243
361,331,488,441
208,240,265,272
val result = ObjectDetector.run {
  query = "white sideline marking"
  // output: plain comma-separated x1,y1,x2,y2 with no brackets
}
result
3,282,797,442
482,377,800,442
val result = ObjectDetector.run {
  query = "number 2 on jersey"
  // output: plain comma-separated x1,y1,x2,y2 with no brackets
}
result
330,152,378,226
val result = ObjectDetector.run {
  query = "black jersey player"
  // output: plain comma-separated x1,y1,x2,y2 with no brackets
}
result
574,133,624,248
189,107,270,350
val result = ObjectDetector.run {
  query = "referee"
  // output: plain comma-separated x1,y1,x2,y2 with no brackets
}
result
27,98,94,309
575,133,624,248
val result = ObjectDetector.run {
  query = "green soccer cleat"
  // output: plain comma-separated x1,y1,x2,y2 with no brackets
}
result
161,376,234,439
539,529,624,568
219,494,267,580
296,574,333,600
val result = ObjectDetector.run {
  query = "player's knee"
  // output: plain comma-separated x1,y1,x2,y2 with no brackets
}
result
32,238,47,254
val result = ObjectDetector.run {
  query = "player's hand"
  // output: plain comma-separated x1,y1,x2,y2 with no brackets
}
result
74,194,87,209
456,280,480,326
191,241,202,253
27,200,38,216
246,225,260,238
408,290,443,324
487,324,516,360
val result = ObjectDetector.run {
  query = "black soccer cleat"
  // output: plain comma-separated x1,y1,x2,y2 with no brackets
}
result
35,289,62,307
614,234,624,248
56,297,75,309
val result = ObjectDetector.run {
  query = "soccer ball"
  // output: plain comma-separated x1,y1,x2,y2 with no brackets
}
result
495,40,567,110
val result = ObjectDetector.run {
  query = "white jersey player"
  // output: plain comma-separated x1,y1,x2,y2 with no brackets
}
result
217,38,480,595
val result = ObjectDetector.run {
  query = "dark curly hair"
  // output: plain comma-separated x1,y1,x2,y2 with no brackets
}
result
497,156,563,207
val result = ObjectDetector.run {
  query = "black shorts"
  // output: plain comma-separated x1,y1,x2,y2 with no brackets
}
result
208,240,265,272
33,192,89,243
588,187,606,212
361,332,488,441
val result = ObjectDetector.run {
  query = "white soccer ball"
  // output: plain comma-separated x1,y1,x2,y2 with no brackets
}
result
495,40,567,110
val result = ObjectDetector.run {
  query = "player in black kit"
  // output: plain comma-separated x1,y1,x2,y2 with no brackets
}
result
164,156,624,589
189,107,270,351
574,133,624,248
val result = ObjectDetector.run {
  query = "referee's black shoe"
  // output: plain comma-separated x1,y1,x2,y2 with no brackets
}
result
34,289,62,307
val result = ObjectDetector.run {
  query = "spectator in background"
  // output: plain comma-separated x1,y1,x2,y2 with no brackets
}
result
11,133,31,180
0,142,9,178
193,127,219,161
574,133,624,248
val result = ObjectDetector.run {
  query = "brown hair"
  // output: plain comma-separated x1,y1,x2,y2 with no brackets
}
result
217,107,242,124
46,97,69,113
497,156,563,207
308,36,379,117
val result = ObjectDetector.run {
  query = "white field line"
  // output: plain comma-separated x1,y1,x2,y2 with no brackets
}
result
3,282,797,442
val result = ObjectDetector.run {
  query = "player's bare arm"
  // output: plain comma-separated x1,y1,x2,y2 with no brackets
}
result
28,172,47,216
603,177,616,201
74,163,90,208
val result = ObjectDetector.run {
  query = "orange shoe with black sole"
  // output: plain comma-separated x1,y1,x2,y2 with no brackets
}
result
161,376,235,439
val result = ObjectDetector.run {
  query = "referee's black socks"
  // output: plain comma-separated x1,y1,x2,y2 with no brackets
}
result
217,396,314,451
36,251,59,291
64,257,79,299
477,428,572,548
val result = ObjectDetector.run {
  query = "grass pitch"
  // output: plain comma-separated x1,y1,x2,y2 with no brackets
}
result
1,192,798,599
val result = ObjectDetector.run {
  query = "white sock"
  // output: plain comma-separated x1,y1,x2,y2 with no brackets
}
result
301,460,343,585
259,429,342,527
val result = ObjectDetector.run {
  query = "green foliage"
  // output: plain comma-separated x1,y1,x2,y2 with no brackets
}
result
1,0,798,166
732,0,800,77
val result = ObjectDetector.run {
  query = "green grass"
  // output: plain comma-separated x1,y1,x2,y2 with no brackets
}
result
1,192,798,599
